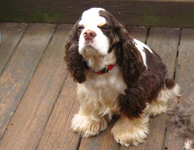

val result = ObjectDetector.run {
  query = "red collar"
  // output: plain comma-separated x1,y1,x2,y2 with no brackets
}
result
87,64,116,75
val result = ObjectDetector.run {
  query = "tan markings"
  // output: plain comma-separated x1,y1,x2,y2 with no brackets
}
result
147,83,181,117
71,108,108,138
111,113,149,147
97,23,106,27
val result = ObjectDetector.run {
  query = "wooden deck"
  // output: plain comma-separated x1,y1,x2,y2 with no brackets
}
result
0,23,194,150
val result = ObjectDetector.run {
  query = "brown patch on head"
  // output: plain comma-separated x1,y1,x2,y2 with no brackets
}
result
99,10,122,53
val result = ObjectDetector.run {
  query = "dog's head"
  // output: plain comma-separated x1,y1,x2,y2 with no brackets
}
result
65,7,144,85
78,8,110,57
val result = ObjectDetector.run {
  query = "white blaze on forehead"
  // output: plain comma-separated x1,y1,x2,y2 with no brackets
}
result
79,8,106,27
134,39,153,69
78,7,110,57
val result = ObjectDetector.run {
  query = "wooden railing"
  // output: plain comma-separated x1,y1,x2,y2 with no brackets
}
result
0,0,194,27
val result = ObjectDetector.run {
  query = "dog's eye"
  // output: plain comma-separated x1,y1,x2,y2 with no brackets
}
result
78,26,84,32
98,25,110,31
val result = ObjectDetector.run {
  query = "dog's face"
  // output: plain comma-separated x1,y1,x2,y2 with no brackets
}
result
65,7,144,84
78,8,110,58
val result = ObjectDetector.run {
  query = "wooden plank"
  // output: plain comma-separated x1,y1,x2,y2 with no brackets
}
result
176,29,194,101
144,27,180,150
1,1,194,27
36,75,80,150
120,27,180,150
164,28,194,150
0,24,71,150
78,26,148,150
146,27,180,78
0,23,56,140
0,23,28,74
145,27,180,149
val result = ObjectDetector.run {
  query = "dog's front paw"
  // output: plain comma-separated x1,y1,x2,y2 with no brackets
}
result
112,126,148,147
71,113,108,138
111,115,149,147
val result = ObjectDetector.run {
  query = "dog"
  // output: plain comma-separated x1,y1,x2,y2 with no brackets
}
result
64,7,181,147
168,98,194,150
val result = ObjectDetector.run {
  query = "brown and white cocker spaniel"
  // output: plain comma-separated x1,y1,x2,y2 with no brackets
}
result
65,7,181,147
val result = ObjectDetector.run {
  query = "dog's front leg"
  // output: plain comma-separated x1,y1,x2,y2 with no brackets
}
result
71,84,108,138
112,87,150,146
111,113,149,147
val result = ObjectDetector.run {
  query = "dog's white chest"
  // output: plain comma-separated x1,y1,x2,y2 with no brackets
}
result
79,65,127,118
87,65,126,96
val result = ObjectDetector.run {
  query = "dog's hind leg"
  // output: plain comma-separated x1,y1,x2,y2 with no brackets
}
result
146,80,181,117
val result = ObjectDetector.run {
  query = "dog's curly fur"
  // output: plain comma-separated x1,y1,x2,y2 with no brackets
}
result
64,7,181,147
65,19,86,83
168,98,194,150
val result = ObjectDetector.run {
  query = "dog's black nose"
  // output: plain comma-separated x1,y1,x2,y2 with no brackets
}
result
83,30,96,40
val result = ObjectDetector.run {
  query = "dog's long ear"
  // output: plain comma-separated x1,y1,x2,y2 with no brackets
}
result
65,19,86,83
109,14,145,87
115,33,145,87
100,10,145,87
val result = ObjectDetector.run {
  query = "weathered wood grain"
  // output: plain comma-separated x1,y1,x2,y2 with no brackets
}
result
78,26,148,150
147,27,180,150
164,28,194,150
35,25,83,150
147,27,180,78
37,74,80,150
0,23,56,140
1,1,194,27
176,29,194,101
144,27,180,150
0,24,72,150
0,23,28,74
120,27,180,150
